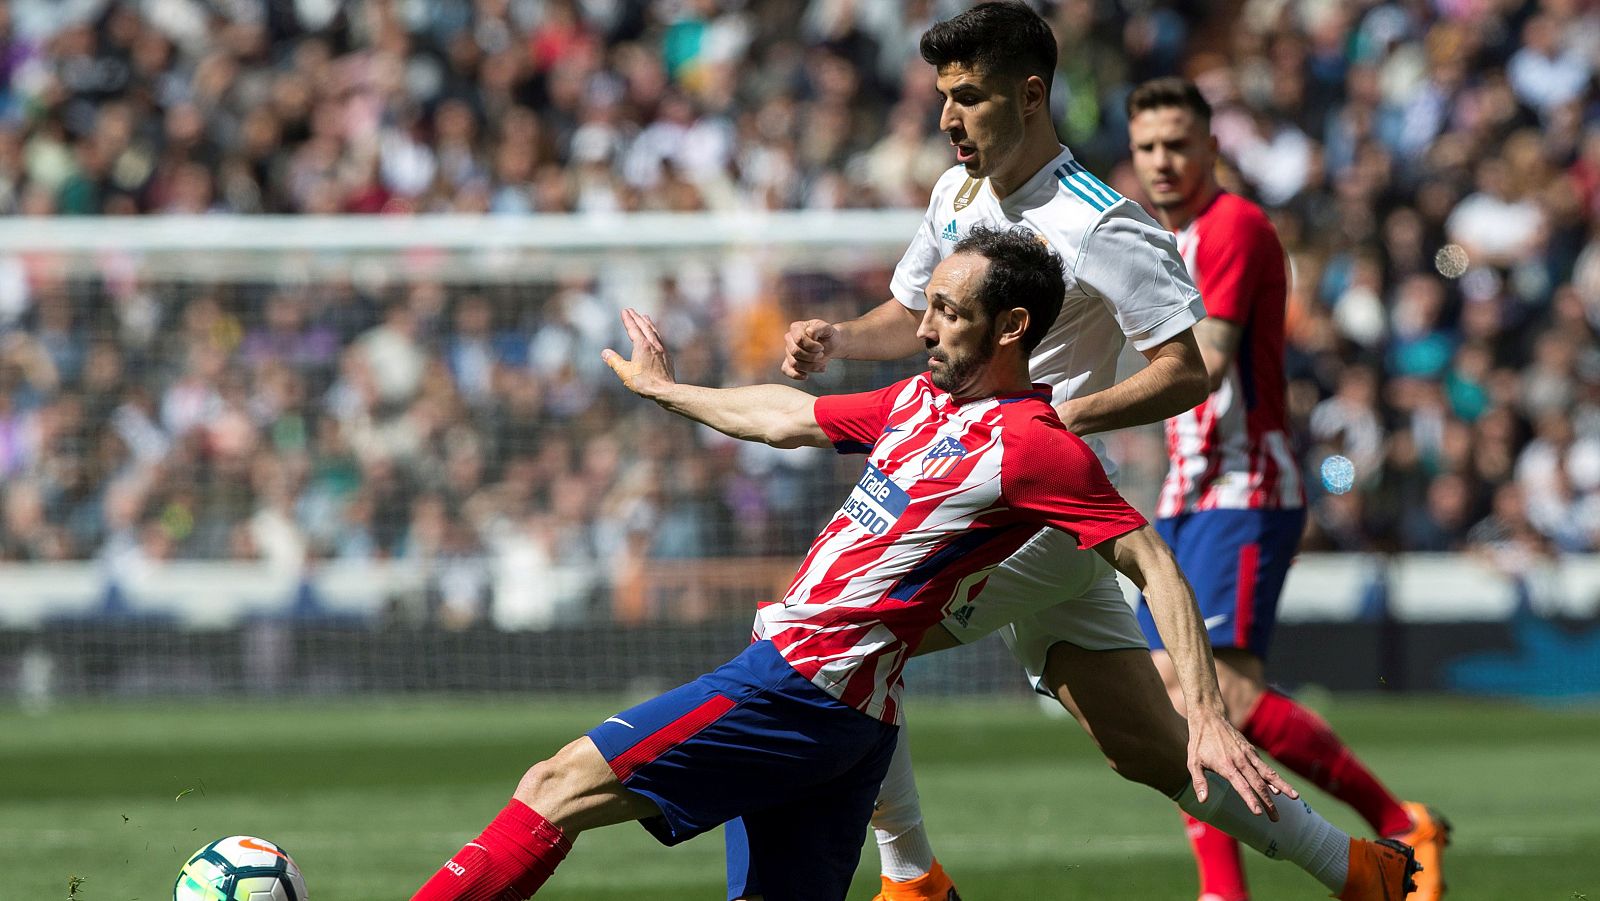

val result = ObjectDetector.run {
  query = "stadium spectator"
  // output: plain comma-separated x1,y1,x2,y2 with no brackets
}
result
2,0,1600,632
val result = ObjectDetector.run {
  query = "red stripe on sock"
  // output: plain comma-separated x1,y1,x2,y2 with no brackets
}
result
1233,543,1259,648
1243,690,1412,837
610,694,736,781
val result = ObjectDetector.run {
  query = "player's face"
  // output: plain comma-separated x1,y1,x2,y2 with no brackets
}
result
1129,106,1217,211
918,254,998,396
935,64,1028,180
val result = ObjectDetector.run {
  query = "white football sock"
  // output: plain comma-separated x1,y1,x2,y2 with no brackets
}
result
1176,772,1349,892
872,728,935,881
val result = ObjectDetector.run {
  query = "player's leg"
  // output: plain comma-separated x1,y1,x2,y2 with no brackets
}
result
422,640,895,901
1035,637,1418,901
1153,647,1262,901
854,528,1108,898
410,734,656,901
1142,509,1265,901
866,727,959,901
1146,507,1447,900
1211,663,1448,901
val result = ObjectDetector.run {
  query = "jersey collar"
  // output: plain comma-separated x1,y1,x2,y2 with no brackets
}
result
990,145,1077,209
990,383,1055,405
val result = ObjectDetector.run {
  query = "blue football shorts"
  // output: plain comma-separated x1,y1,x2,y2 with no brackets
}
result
586,640,898,901
1137,507,1307,658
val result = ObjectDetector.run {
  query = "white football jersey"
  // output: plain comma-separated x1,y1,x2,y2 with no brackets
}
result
890,146,1206,474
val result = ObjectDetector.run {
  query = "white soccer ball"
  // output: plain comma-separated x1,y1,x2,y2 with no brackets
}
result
174,835,307,901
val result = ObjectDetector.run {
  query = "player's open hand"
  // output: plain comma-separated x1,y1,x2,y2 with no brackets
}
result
1186,709,1297,820
602,308,676,399
781,319,839,380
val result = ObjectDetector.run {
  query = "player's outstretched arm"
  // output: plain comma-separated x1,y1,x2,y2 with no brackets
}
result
603,309,831,449
781,298,924,380
1095,525,1298,818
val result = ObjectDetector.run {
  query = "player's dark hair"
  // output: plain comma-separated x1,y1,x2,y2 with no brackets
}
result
919,2,1056,95
953,226,1064,353
1126,76,1213,124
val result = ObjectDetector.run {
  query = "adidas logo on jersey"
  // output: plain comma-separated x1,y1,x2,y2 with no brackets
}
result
942,219,960,242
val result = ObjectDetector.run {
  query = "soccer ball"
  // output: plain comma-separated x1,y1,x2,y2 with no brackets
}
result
174,835,307,901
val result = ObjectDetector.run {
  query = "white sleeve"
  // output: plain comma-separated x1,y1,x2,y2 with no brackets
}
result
889,193,943,311
1073,205,1207,352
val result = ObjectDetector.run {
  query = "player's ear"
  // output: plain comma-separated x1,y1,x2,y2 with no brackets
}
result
997,307,1029,347
1021,75,1048,117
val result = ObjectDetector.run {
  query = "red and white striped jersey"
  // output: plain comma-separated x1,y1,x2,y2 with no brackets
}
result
1157,191,1305,517
756,374,1146,722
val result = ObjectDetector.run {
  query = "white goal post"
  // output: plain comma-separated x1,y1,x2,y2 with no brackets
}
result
0,211,923,281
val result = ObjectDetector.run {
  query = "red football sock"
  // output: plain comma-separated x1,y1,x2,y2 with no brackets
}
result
1184,812,1248,901
1243,690,1413,837
411,800,573,901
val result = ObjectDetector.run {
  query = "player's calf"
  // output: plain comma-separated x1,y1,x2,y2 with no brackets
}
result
411,738,659,901
410,800,572,901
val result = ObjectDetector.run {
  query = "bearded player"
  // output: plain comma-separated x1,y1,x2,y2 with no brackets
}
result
408,229,1299,901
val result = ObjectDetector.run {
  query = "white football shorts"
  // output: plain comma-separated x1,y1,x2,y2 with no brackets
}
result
940,526,1147,692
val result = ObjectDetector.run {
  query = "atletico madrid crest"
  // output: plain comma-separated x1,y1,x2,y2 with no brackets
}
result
920,436,967,478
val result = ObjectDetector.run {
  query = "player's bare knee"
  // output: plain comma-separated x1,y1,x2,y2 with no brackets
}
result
514,740,592,811
513,758,565,808
1089,705,1188,792
1102,734,1183,790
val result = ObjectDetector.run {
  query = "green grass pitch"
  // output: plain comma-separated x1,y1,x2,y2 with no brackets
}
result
4,695,1598,900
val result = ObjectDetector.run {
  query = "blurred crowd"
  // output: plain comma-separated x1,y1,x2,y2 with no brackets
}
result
0,0,974,214
0,264,905,626
2,0,1599,627
1172,0,1600,570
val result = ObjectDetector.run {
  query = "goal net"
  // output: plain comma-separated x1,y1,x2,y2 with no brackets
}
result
0,212,1164,703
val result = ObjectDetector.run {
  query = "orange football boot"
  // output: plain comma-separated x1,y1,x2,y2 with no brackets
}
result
1390,803,1450,901
1335,837,1420,901
872,859,961,901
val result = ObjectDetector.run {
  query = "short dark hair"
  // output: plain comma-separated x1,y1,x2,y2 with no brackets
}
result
1126,76,1213,124
920,2,1057,94
951,225,1064,353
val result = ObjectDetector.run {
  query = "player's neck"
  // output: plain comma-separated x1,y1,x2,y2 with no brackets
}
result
1156,181,1221,233
949,360,1033,403
988,128,1061,200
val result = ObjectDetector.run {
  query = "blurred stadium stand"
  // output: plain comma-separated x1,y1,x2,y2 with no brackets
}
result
1,0,1598,701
